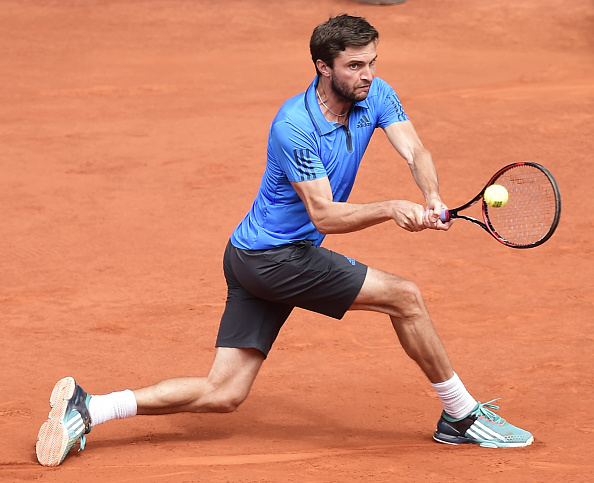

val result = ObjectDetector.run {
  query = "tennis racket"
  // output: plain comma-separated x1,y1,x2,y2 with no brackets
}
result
441,162,561,248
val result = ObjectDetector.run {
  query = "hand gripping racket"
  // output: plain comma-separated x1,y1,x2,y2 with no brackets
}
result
441,162,561,248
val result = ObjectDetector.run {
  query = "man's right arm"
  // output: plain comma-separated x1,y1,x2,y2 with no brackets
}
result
291,176,427,234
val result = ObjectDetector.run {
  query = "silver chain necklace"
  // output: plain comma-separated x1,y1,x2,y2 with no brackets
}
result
316,89,348,117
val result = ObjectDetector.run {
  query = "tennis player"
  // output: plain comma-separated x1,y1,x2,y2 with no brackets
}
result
36,14,533,467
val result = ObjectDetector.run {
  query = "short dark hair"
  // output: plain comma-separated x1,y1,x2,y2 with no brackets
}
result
310,14,379,74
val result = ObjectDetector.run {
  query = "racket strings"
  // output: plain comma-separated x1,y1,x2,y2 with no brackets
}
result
485,165,558,246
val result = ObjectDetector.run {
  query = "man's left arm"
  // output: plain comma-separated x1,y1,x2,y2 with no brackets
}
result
384,120,450,230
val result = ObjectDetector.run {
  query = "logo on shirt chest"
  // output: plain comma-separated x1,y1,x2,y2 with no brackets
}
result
356,115,372,129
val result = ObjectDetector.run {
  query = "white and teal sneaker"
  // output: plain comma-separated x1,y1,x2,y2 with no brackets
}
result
433,399,533,448
36,377,92,466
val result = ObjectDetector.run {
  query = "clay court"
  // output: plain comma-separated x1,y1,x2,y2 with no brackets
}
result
1,0,593,481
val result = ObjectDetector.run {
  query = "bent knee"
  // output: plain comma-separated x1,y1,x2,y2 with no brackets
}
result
211,394,247,413
354,270,428,319
199,387,250,413
389,279,426,319
398,279,423,303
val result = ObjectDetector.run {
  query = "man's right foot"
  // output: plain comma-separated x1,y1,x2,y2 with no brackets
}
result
36,377,92,466
433,399,533,448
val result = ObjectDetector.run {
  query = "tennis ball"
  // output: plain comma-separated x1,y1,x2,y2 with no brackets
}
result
484,184,509,207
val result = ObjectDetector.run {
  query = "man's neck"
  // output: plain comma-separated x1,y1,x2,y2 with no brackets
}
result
316,79,351,123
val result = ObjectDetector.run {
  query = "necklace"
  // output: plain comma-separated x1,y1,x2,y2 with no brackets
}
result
316,89,348,117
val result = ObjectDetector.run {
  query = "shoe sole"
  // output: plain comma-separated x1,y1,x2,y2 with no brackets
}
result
36,377,76,466
433,432,534,448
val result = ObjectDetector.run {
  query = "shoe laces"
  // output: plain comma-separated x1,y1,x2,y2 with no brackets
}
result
473,398,507,425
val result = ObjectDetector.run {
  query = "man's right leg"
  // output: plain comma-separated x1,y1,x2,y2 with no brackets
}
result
134,347,265,414
36,347,264,466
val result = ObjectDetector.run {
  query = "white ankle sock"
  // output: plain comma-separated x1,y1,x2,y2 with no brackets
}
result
431,372,477,419
88,390,138,426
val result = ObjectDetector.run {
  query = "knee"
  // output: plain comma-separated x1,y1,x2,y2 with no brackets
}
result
199,386,250,413
211,393,247,413
390,279,426,319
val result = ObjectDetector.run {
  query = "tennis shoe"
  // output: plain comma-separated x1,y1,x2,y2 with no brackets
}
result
433,399,533,448
36,377,92,466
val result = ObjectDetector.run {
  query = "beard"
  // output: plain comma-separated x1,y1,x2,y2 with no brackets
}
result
330,75,370,103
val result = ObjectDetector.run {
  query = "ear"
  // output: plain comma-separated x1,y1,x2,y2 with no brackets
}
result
316,59,331,78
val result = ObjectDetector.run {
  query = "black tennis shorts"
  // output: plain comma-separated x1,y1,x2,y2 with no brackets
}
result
216,240,368,357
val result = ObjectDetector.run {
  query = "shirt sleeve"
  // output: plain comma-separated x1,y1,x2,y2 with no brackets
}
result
269,119,328,183
375,78,409,128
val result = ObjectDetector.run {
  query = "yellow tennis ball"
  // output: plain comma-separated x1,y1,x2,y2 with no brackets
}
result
484,184,509,207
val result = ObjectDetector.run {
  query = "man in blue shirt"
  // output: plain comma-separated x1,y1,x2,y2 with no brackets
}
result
36,15,533,467
231,75,409,250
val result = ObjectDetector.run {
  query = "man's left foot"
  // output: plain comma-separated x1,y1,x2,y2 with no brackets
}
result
433,399,534,448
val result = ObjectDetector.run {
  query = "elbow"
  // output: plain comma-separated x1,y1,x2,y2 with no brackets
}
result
402,149,415,166
311,217,332,235
306,203,335,234
309,209,338,234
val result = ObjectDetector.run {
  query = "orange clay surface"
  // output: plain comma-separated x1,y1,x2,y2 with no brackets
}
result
1,1,593,481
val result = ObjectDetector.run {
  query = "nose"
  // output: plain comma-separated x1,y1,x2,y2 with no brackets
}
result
361,64,374,82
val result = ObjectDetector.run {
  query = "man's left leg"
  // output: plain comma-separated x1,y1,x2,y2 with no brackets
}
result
350,266,534,448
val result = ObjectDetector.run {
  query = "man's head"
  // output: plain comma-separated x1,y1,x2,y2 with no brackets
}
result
311,15,379,103
310,15,379,75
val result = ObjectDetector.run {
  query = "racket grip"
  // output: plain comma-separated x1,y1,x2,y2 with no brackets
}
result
440,209,451,222
423,209,451,222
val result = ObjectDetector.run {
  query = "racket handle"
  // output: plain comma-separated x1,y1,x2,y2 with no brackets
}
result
440,209,451,222
423,209,451,222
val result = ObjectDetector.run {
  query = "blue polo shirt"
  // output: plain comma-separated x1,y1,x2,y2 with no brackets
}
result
231,76,409,250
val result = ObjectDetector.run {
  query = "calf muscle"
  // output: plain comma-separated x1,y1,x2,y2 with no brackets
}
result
350,267,453,383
